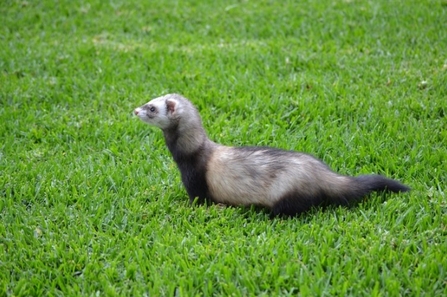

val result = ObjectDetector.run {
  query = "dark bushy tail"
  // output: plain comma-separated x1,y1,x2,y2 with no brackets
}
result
355,174,410,194
326,174,410,208
270,174,410,217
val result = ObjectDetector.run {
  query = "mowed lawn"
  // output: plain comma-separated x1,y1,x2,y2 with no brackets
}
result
1,0,446,295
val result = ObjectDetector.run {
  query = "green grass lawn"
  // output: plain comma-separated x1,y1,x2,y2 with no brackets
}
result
1,0,446,295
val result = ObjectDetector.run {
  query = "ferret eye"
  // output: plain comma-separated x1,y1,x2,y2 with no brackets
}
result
149,106,156,112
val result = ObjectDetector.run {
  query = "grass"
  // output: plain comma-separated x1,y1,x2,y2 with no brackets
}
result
1,0,446,295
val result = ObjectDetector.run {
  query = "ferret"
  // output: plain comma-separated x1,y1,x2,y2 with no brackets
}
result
134,94,410,217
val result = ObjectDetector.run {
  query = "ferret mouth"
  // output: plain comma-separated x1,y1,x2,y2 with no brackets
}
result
134,108,142,116
134,108,148,120
134,110,153,124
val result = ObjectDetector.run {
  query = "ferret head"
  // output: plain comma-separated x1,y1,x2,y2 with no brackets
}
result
135,94,207,153
134,94,188,130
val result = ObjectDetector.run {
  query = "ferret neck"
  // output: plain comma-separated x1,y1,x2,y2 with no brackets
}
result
163,125,209,158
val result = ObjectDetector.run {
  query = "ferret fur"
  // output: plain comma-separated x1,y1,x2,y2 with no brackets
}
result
134,94,410,217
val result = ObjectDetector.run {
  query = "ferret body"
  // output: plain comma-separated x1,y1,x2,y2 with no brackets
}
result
134,94,410,217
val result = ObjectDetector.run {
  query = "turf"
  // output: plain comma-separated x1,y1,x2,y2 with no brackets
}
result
1,0,446,295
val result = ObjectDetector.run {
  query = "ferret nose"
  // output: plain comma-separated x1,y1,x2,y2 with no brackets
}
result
134,109,139,115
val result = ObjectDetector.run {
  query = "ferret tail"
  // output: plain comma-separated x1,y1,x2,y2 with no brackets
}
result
355,174,410,194
271,174,410,217
333,174,410,206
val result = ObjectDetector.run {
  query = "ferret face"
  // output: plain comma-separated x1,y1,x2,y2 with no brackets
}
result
134,96,173,129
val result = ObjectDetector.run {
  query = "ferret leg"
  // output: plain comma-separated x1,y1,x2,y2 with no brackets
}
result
271,192,324,217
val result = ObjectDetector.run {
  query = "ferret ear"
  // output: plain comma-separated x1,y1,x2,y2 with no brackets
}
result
166,98,178,115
